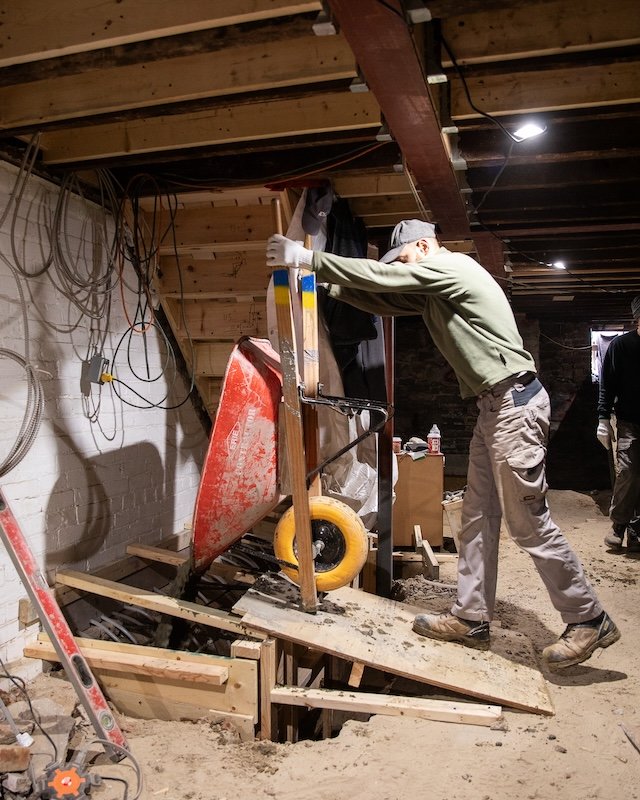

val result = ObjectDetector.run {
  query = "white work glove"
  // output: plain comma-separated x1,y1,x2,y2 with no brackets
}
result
266,234,313,268
596,419,613,450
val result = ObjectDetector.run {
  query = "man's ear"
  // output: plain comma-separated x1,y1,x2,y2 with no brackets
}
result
417,238,430,255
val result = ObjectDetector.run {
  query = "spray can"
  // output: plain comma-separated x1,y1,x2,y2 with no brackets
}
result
427,424,441,454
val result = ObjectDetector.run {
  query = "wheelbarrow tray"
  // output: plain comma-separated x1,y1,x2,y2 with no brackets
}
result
192,337,284,572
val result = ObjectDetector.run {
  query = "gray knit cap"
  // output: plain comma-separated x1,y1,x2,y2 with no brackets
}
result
632,296,640,320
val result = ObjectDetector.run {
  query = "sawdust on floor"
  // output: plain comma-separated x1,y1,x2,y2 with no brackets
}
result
15,490,640,799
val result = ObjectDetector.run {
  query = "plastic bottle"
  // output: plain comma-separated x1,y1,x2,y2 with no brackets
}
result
427,424,441,454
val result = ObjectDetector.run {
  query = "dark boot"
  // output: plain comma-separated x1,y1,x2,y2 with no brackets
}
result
604,523,626,549
627,523,640,553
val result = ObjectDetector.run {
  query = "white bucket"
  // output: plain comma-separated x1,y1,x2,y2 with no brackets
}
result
442,497,463,552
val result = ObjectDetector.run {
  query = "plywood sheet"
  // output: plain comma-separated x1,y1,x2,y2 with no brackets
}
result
233,577,554,715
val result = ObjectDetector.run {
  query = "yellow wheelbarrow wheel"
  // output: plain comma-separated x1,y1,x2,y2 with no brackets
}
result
274,496,369,592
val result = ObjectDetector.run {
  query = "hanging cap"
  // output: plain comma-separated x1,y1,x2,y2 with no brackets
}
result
632,295,640,320
302,185,334,236
380,219,437,263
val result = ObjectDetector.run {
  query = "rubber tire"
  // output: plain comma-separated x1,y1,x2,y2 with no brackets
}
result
274,496,369,592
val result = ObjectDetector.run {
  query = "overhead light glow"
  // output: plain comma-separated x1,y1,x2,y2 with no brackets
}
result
551,261,566,270
512,122,547,142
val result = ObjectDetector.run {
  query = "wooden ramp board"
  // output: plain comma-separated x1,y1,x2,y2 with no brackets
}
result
232,576,554,715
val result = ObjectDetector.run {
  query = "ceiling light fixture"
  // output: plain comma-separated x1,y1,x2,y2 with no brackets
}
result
512,122,547,142
550,261,566,270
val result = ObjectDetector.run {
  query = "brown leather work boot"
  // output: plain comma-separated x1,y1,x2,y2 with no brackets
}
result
412,612,490,650
542,612,620,671
604,523,626,549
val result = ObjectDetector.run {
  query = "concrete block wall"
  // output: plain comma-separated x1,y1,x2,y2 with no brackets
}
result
0,161,207,677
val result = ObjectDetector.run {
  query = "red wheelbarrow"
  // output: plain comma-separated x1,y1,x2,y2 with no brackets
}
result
191,335,390,593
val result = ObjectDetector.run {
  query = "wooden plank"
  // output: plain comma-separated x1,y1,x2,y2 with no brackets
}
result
0,1,322,67
347,661,365,689
125,543,186,567
442,0,640,66
259,639,278,741
102,686,256,740
39,92,381,165
30,636,258,727
418,528,440,581
233,581,554,715
231,640,262,660
331,173,414,197
24,639,228,685
32,634,259,718
271,686,502,727
156,252,272,297
174,299,268,340
125,543,257,586
348,195,424,217
153,205,275,249
0,35,354,130
55,569,265,638
53,528,193,607
451,60,640,120
18,598,38,627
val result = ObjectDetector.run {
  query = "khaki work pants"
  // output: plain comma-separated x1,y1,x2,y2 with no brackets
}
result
452,377,602,625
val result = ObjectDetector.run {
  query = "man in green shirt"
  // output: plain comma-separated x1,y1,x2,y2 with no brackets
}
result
267,219,620,671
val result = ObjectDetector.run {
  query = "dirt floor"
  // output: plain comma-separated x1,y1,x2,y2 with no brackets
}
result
12,490,640,800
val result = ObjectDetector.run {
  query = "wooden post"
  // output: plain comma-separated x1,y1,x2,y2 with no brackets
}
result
259,638,277,741
376,317,394,597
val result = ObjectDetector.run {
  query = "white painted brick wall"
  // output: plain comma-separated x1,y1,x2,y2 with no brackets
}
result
0,160,208,679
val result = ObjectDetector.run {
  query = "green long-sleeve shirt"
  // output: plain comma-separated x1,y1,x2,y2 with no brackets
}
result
311,246,535,399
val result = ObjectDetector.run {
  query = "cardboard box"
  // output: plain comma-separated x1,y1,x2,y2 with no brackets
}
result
392,453,444,547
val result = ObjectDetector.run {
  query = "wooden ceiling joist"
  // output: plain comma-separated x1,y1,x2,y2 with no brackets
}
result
442,0,640,65
0,0,322,68
451,60,640,119
0,35,356,131
38,92,381,165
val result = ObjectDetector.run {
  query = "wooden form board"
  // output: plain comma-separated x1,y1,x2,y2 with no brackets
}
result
233,580,554,715
24,634,258,737
271,687,501,727
55,569,266,639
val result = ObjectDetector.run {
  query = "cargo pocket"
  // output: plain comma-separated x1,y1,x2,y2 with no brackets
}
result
505,445,548,512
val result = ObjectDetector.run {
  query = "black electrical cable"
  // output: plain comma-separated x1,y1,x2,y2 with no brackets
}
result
0,658,59,763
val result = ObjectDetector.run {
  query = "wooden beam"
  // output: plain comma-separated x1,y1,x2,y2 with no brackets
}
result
168,299,268,341
327,0,472,238
38,92,381,165
259,639,278,740
24,639,229,685
331,173,415,198
156,252,272,297
451,61,640,120
442,0,640,65
54,569,265,638
0,34,355,130
125,543,256,585
0,1,322,67
270,686,502,726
